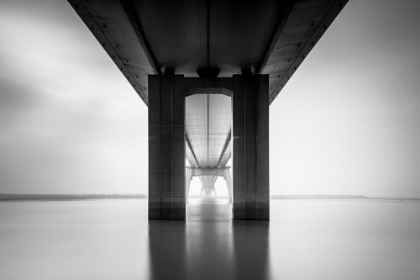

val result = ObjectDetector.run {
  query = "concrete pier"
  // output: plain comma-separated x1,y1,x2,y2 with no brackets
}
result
232,75,269,220
148,75,185,220
149,75,268,220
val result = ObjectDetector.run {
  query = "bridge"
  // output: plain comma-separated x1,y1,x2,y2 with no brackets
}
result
68,0,348,220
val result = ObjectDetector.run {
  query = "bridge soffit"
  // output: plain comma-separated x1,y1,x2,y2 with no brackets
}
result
187,167,231,178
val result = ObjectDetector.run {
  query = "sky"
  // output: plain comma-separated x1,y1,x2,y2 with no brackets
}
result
0,0,419,197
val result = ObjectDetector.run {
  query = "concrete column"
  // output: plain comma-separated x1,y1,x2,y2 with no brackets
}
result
199,177,205,197
199,176,217,197
185,167,193,199
148,75,185,220
225,169,233,202
232,75,269,220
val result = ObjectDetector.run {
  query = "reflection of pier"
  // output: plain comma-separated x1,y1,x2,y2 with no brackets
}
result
68,0,348,220
149,199,270,279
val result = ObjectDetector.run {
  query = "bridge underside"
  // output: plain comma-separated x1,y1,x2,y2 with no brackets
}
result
68,0,347,105
67,0,348,220
149,75,269,220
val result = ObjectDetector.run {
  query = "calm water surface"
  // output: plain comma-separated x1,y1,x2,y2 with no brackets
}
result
0,198,419,280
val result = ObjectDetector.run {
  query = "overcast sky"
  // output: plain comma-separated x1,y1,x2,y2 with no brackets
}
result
1,0,420,197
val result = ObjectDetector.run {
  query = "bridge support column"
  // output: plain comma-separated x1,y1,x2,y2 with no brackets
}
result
232,75,269,220
199,176,217,197
225,169,233,202
185,167,193,199
148,75,185,220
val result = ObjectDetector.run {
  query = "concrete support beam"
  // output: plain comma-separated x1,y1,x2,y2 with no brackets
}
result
148,75,185,220
187,167,230,177
232,75,269,220
200,176,217,197
185,167,193,200
225,169,233,202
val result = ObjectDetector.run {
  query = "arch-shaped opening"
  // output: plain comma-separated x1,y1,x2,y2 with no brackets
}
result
185,92,232,169
185,90,233,220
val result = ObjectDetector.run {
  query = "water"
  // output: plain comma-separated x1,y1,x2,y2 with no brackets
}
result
0,198,419,280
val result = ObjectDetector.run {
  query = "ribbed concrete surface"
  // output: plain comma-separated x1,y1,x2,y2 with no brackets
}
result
185,93,231,168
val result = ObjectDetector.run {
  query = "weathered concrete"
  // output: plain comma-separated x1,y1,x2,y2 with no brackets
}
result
149,75,185,220
232,75,269,220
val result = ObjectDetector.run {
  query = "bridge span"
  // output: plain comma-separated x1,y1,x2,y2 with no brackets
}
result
68,0,348,220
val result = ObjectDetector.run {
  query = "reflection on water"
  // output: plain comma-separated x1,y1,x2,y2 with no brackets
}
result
149,198,269,280
1,198,420,280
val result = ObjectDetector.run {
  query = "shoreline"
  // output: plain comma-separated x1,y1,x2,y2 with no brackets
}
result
0,194,146,202
1,194,419,202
